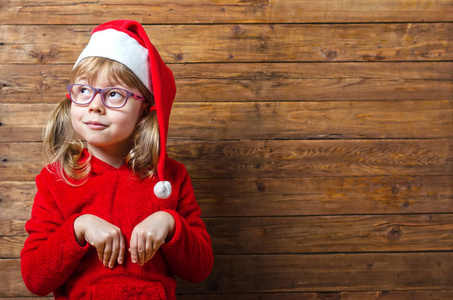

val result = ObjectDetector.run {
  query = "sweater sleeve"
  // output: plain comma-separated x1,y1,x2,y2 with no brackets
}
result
160,168,214,283
20,171,90,296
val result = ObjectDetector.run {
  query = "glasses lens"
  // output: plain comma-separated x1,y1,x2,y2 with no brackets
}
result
70,85,94,104
102,88,129,108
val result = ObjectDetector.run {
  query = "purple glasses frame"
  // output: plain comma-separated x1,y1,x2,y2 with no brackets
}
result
66,84,146,109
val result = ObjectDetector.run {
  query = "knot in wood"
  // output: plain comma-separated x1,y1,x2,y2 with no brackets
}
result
321,47,339,60
257,39,268,52
387,225,402,241
93,10,103,17
205,221,215,232
33,50,60,64
232,25,242,35
391,184,399,194
206,278,223,293
174,53,184,62
255,181,266,193
315,292,341,300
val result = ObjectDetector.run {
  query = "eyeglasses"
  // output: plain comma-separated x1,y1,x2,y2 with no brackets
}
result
66,84,146,109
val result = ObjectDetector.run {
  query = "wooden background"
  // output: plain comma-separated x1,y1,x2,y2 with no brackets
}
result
1,0,452,299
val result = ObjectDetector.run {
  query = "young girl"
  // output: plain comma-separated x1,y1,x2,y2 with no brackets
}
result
21,20,213,299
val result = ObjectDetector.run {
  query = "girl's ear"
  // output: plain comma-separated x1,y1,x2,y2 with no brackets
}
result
140,102,151,119
141,101,148,112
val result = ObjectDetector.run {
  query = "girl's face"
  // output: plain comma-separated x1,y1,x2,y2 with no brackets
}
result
70,68,146,161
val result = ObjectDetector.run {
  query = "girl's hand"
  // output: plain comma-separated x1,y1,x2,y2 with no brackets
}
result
129,211,175,266
74,214,126,269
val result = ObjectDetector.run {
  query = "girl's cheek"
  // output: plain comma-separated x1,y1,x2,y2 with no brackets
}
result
69,106,77,126
70,106,83,135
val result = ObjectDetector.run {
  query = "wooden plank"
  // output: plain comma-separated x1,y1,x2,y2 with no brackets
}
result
172,100,453,139
2,176,451,220
4,214,453,257
0,298,51,300
205,214,453,254
3,292,453,300
0,259,30,297
177,291,453,300
0,236,22,258
0,182,35,221
1,0,452,24
180,253,453,293
1,100,452,142
3,253,453,296
1,23,451,64
1,62,452,103
0,220,26,235
2,291,453,300
0,298,50,300
171,139,452,178
0,139,451,181
195,176,453,216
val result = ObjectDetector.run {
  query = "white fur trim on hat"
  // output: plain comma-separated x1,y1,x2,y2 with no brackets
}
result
154,181,172,199
74,29,151,92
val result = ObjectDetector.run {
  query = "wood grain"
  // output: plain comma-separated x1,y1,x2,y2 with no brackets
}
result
3,291,453,300
1,100,452,142
1,0,452,24
4,214,453,257
180,253,453,293
205,214,453,254
2,252,453,296
1,23,451,64
2,0,453,298
0,139,451,181
1,62,452,103
1,176,451,220
170,139,453,178
177,291,453,300
2,291,453,300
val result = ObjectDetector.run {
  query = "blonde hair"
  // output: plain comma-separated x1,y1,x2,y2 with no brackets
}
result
43,57,159,185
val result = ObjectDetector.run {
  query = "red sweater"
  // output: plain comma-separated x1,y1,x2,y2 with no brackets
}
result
21,150,213,299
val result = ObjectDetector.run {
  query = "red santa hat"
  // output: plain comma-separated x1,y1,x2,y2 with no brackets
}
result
74,20,176,199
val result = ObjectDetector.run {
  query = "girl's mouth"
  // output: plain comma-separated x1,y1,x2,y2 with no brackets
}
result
84,121,108,130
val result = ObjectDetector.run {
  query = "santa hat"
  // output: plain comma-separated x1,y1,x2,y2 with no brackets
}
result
74,20,176,199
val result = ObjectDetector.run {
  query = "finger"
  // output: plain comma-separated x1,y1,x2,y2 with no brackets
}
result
103,239,112,268
137,231,145,266
108,232,120,269
150,238,164,260
118,233,126,265
130,231,138,264
96,242,105,264
144,235,153,263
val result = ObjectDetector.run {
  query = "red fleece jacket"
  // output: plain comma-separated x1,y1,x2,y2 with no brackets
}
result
21,150,213,299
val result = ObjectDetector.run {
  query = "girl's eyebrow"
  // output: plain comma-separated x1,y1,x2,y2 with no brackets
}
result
74,78,128,89
74,77,88,83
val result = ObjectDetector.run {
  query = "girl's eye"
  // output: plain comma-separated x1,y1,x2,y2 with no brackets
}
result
107,90,125,99
75,85,92,96
80,88,91,95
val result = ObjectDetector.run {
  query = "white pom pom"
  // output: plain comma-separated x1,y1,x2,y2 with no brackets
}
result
154,181,172,199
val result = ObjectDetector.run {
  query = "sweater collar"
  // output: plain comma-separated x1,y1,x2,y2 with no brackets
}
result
81,149,129,176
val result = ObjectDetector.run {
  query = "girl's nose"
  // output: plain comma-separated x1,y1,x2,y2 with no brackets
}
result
88,92,106,113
